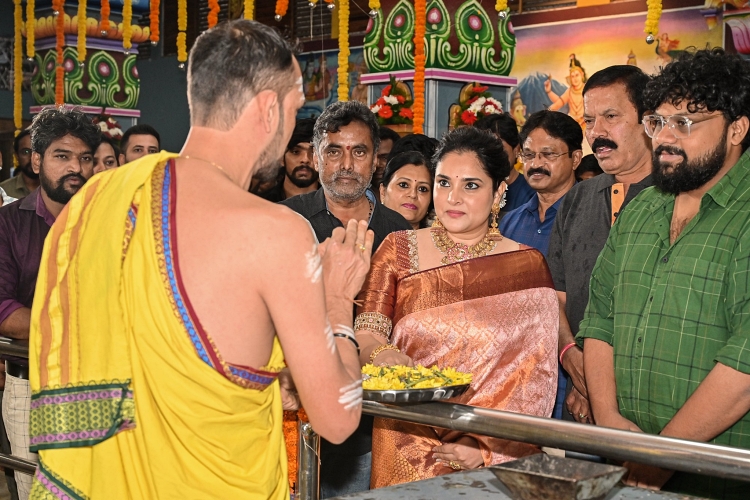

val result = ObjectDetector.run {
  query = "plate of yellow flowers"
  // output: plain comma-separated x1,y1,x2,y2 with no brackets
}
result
361,364,472,403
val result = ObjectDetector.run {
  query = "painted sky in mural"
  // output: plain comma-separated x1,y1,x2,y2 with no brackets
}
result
510,7,722,129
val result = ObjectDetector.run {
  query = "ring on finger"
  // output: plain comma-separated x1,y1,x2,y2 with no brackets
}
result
578,413,587,419
358,244,367,251
448,461,462,470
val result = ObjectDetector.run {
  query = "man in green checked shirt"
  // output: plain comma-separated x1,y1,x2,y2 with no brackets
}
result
578,48,750,499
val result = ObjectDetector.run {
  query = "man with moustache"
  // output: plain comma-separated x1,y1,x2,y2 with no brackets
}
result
579,48,750,499
282,101,410,498
546,66,652,423
0,107,100,499
259,118,319,202
0,130,39,199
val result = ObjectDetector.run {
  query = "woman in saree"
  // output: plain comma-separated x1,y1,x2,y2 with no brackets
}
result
354,127,559,488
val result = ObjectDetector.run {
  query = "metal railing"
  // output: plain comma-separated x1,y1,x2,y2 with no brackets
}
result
296,400,750,500
0,338,35,475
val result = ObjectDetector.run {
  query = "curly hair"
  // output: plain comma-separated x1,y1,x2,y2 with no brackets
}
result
313,101,380,158
642,48,750,151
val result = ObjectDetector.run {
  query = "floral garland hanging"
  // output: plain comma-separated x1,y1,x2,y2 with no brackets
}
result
644,0,662,43
412,0,426,134
208,0,219,29
53,0,65,105
13,0,23,139
123,0,133,53
337,0,350,101
150,0,160,44
177,0,187,67
101,0,110,36
244,0,254,20
495,0,508,17
275,0,289,20
77,0,87,65
26,0,35,59
368,0,380,16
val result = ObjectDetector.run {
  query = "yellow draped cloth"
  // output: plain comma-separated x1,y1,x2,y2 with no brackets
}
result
29,152,288,499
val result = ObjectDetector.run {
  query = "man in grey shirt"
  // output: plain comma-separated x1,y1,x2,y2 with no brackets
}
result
547,66,653,423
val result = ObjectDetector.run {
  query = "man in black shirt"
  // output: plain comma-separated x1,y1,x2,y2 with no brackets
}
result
282,101,410,497
260,118,320,202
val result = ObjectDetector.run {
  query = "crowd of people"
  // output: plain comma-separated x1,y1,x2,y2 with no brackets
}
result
0,18,748,500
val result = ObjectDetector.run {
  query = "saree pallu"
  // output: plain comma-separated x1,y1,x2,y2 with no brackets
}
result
357,231,558,489
29,153,288,499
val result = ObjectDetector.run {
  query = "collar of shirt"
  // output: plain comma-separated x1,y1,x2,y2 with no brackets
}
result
315,187,378,226
13,173,31,196
595,172,654,193
522,190,568,222
20,189,56,227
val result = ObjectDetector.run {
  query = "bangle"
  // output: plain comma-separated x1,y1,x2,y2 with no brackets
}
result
369,344,400,364
334,333,360,356
559,342,578,365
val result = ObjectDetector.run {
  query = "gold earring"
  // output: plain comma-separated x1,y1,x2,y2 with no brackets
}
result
488,203,503,241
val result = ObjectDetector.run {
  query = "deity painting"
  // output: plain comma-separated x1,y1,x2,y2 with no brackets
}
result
303,55,333,102
544,54,587,128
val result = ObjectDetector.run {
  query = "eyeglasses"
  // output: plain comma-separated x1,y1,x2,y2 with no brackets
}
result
520,151,571,163
643,113,723,139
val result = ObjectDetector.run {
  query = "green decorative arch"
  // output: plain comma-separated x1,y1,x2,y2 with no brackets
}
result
364,0,415,72
31,51,56,105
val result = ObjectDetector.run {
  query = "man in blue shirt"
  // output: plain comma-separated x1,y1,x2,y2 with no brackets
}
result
500,110,582,256
500,110,582,419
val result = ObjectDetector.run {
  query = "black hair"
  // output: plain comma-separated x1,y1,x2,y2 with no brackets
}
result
188,20,296,129
378,126,401,145
433,127,511,191
642,48,750,152
120,124,161,153
382,151,432,188
288,117,316,150
98,135,121,165
519,110,583,154
13,129,30,155
575,154,603,181
583,65,650,123
474,113,520,148
30,107,101,157
313,101,380,157
387,133,439,166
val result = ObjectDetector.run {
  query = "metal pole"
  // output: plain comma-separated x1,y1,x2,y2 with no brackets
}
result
0,338,29,358
0,452,36,475
363,401,750,483
297,420,320,500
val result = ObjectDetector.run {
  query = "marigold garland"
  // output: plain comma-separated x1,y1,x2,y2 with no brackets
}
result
244,0,254,20
54,0,65,105
13,0,23,138
150,0,160,44
77,0,87,64
645,0,662,37
26,0,35,59
101,0,111,35
208,0,219,28
123,0,133,51
337,0,350,101
177,0,188,64
276,0,289,18
495,0,507,11
412,0,426,134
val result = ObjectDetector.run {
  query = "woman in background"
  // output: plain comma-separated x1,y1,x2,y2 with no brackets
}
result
379,151,433,229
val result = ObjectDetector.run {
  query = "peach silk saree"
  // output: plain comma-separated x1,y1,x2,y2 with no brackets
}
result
356,231,558,488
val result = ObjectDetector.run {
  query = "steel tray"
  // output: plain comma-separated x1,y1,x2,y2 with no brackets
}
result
363,383,470,403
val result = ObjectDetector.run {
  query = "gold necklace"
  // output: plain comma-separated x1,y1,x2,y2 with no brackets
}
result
181,155,237,186
431,227,497,265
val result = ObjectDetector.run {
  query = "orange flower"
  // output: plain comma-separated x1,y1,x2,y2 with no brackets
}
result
399,108,413,119
378,106,393,119
150,0,160,43
472,85,489,93
461,110,477,125
412,0,426,134
396,95,405,103
381,84,392,96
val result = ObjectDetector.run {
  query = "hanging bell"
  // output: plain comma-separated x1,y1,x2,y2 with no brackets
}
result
499,11,507,19
100,30,108,36
151,40,158,46
52,10,59,17
327,3,335,10
308,1,315,7
26,57,34,62
274,14,282,21
78,62,85,68
124,48,131,55
178,62,186,70
369,9,378,18
646,34,655,44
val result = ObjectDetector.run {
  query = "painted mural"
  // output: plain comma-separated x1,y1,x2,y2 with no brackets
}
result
298,46,368,119
510,7,722,130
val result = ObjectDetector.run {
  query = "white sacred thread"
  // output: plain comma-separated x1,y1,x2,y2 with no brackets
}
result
324,321,336,354
338,379,363,410
305,244,322,283
296,76,305,105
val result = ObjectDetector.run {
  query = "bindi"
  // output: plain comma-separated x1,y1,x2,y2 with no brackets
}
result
346,146,351,151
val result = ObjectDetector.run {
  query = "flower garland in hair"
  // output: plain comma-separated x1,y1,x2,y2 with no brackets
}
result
177,0,187,66
644,0,662,42
123,0,133,52
275,0,289,19
13,0,23,142
244,0,254,20
53,0,65,105
412,0,426,134
208,0,219,28
337,0,350,101
150,0,160,44
77,0,87,65
26,0,35,59
101,0,110,35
